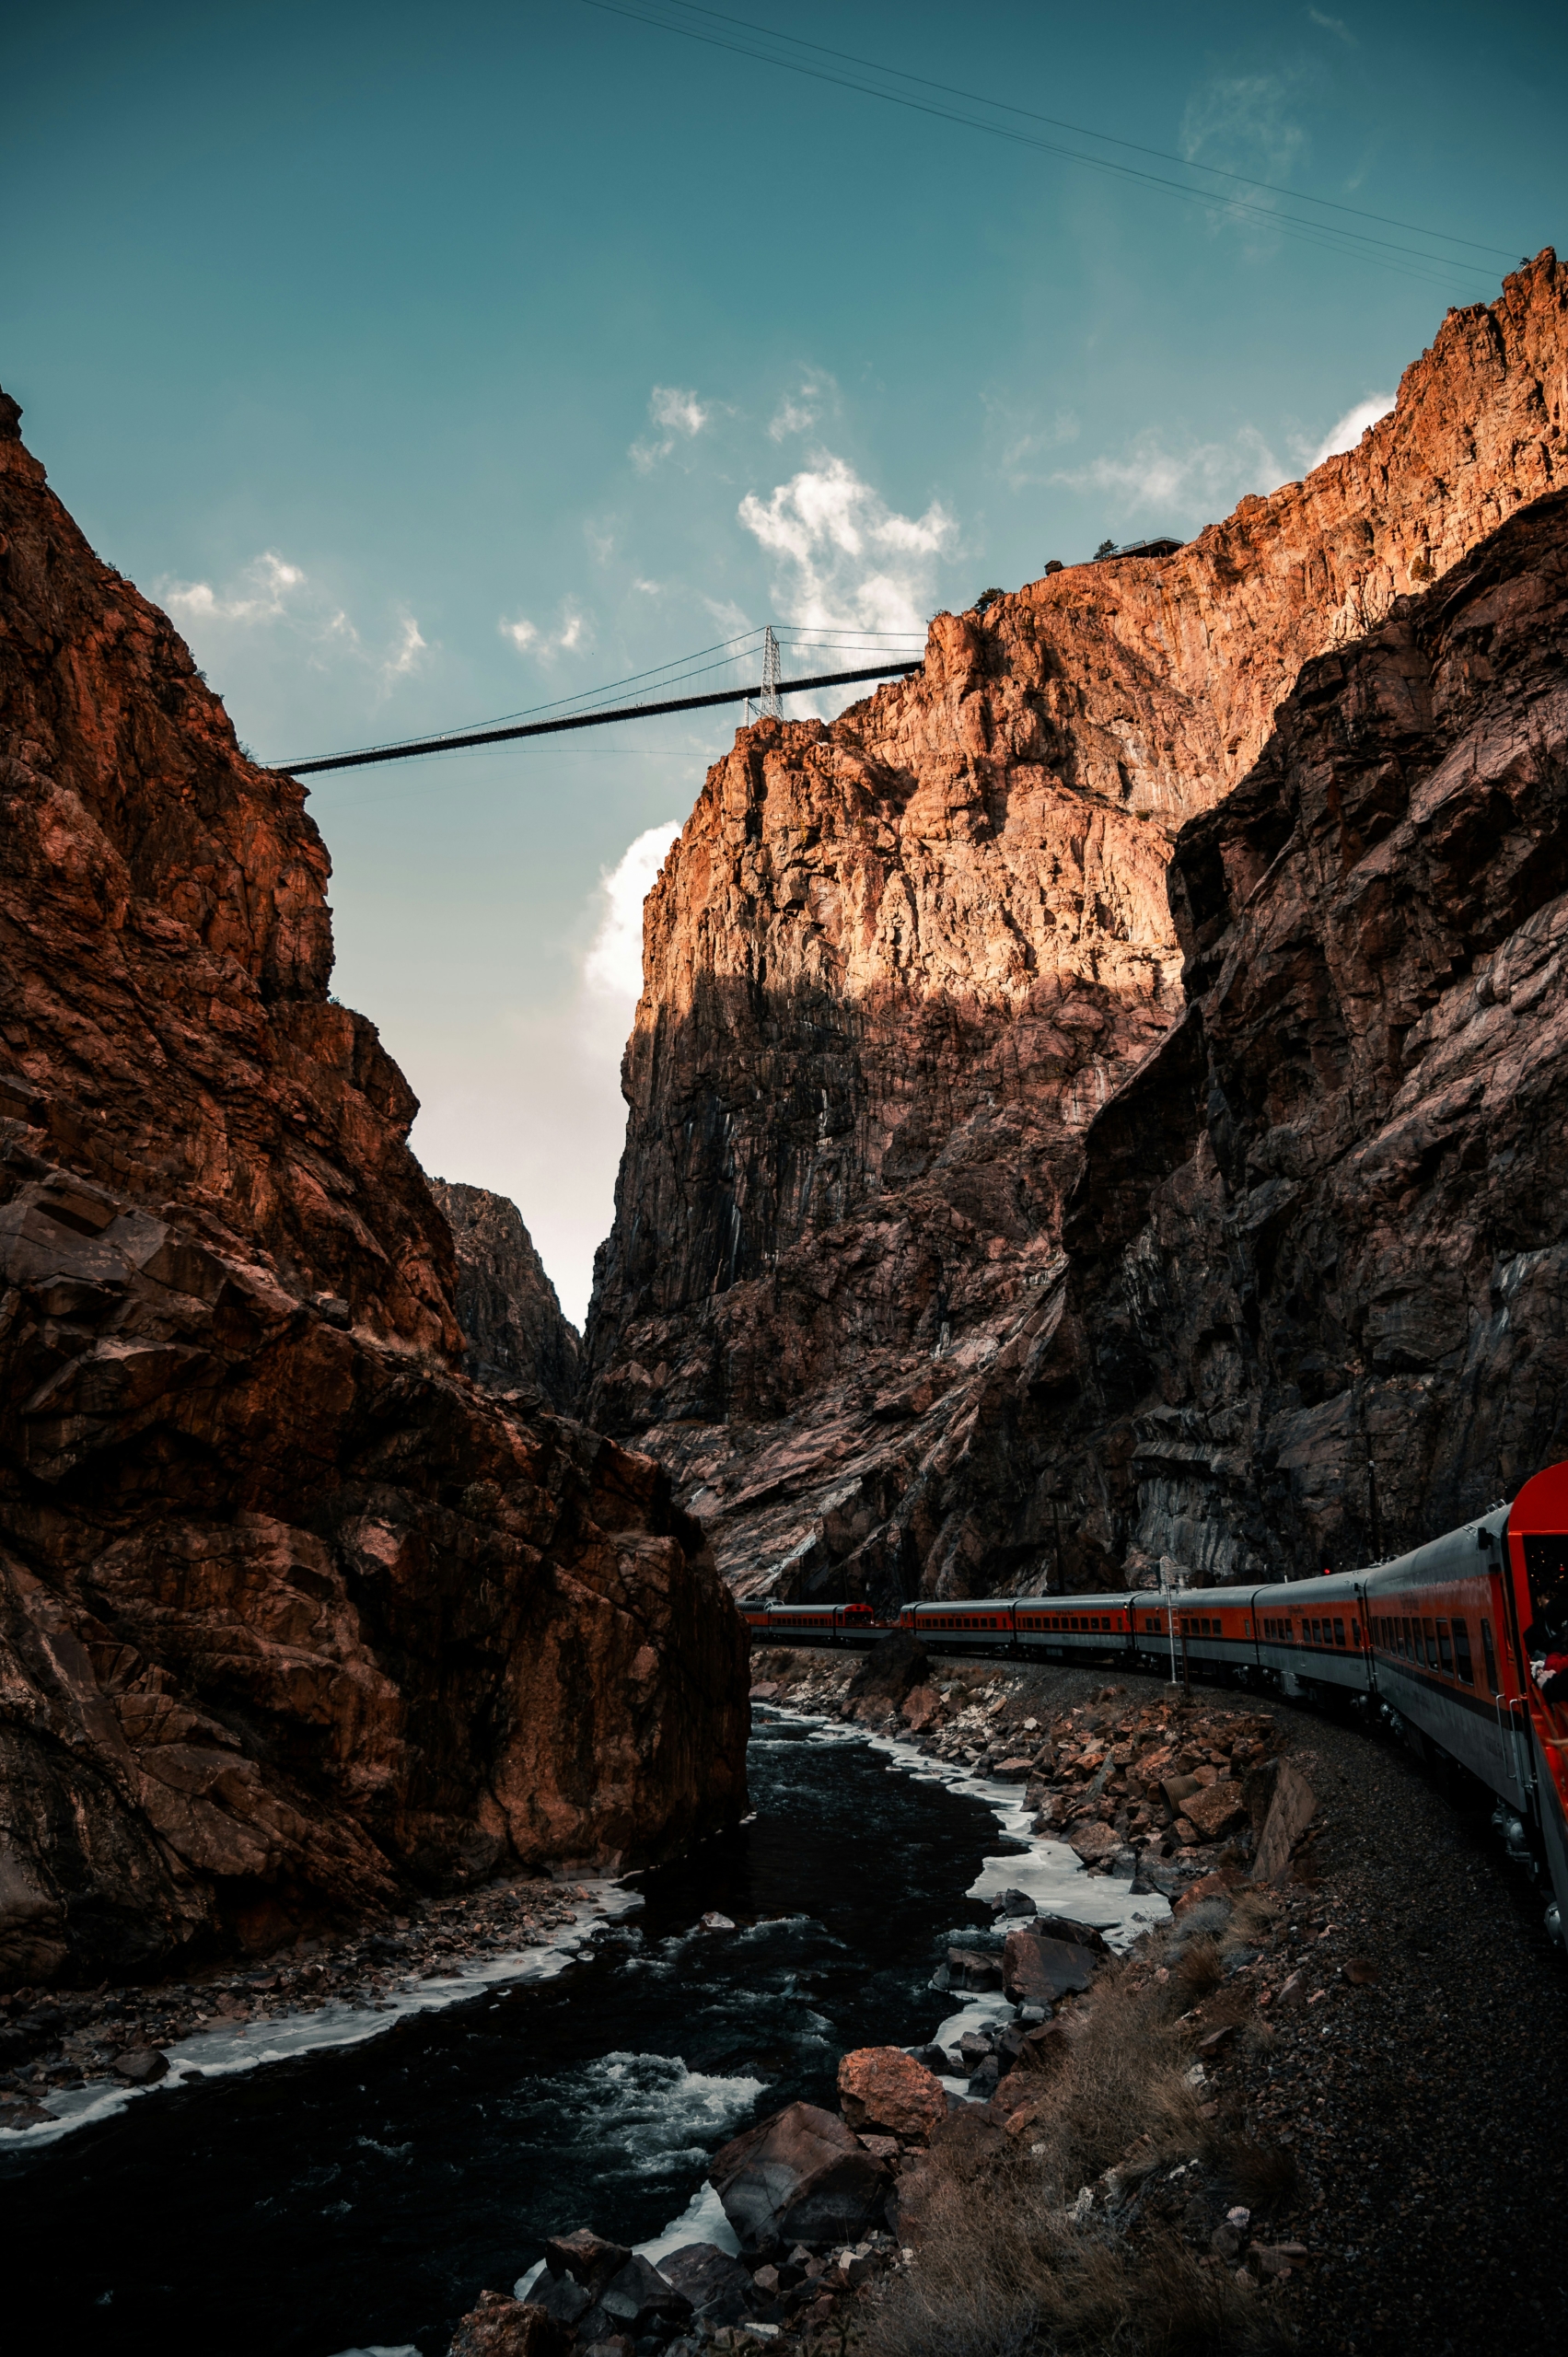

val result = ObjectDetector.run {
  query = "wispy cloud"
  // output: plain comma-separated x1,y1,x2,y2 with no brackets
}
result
738,454,956,635
1179,74,1307,252
498,603,591,659
383,613,426,681
1053,424,1283,524
631,383,718,470
1307,7,1356,43
768,370,838,443
165,550,315,628
1302,391,1394,470
981,392,1082,490
158,550,424,685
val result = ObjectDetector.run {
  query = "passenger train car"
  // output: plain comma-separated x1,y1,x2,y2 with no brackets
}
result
743,1460,1568,1944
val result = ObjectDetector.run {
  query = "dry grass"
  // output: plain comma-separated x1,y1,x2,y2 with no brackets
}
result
865,1909,1300,2357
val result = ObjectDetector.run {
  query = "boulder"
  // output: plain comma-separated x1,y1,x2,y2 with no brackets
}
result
708,2100,889,2254
845,1630,930,1707
1181,1783,1247,1841
447,2292,570,2357
946,1945,1003,1991
578,2257,690,2340
1002,1929,1098,2007
900,1684,943,1732
1065,1822,1121,1864
837,2046,946,2142
543,2229,632,2293
112,2048,168,2084
656,2241,761,2325
1253,1763,1318,1884
527,2274,593,2329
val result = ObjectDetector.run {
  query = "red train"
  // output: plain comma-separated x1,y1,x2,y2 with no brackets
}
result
742,1461,1568,1946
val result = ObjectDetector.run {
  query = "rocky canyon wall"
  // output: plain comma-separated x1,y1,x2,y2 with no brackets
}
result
1016,487,1568,1587
0,390,748,1988
428,1178,582,1410
585,252,1568,1608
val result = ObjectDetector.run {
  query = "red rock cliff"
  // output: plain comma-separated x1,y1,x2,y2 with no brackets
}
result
584,252,1568,1605
1018,485,1568,1583
428,1178,583,1411
0,390,749,1987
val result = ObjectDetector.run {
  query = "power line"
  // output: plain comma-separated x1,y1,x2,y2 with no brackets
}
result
280,659,922,777
648,2,1517,262
580,0,1508,294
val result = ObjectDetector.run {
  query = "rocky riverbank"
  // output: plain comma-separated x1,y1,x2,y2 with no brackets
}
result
437,1643,1568,2357
0,1872,626,2136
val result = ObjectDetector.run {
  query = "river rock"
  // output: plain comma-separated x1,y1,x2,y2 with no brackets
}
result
111,2048,168,2084
1065,1822,1121,1864
447,2290,570,2356
708,2100,890,2253
577,2256,691,2340
837,2046,946,2142
656,2241,761,2325
1002,1929,1098,2007
542,2230,632,2292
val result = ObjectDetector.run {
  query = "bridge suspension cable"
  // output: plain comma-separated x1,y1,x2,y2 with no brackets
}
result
279,646,922,777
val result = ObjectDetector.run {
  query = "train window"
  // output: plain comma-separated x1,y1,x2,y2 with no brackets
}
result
1398,1616,1411,1659
1351,1620,1360,1646
1452,1619,1474,1685
1481,1618,1499,1692
1423,1617,1437,1669
1334,1619,1346,1647
1437,1622,1454,1675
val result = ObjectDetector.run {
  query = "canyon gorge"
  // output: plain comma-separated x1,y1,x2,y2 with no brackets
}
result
0,387,748,1990
584,250,1568,1607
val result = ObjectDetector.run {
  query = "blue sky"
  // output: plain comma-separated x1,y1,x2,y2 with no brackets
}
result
5,1,1563,1321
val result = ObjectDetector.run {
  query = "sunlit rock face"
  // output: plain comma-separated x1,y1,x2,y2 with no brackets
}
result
585,252,1568,1608
0,388,748,1988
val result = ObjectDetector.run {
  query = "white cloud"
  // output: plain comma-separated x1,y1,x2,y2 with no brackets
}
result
583,820,682,1006
498,604,592,660
631,383,717,470
738,453,956,635
1304,391,1395,470
1307,8,1356,43
164,549,309,627
1053,424,1283,524
382,613,426,680
158,549,424,688
768,371,838,443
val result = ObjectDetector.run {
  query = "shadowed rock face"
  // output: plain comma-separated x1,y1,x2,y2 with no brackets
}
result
0,390,748,1987
585,253,1568,1608
429,1178,582,1411
1013,488,1568,1585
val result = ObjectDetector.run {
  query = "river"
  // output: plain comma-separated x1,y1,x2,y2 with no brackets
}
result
0,1707,1155,2355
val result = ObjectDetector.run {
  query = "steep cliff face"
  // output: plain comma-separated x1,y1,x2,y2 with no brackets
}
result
1016,488,1568,1585
585,253,1568,1607
0,392,748,1988
428,1178,582,1410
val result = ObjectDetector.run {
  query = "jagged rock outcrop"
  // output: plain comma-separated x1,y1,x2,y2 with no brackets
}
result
429,1178,581,1410
0,389,748,1987
1010,487,1568,1584
585,253,1568,1608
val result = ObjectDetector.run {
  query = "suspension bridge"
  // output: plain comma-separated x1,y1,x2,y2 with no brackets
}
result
279,623,924,778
